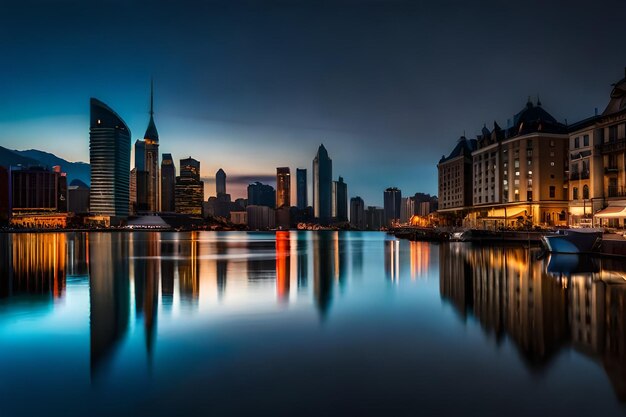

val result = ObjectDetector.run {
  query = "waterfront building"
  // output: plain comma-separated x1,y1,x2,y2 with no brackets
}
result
400,196,415,224
67,179,90,214
248,182,275,207
296,168,307,209
331,176,348,222
161,153,176,212
276,167,291,208
89,98,131,220
175,157,204,215
312,144,332,224
247,205,275,230
365,206,385,230
383,187,401,227
567,116,603,226
437,136,476,220
216,168,226,195
10,165,67,214
0,166,9,223
592,70,626,228
466,99,569,228
349,196,365,229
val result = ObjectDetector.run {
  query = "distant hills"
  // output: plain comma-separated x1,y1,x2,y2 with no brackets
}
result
0,146,91,186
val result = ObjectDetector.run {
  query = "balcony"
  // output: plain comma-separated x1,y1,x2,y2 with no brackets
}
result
607,186,626,198
597,138,626,154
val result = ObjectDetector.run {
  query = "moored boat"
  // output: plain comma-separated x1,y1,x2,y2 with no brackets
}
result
541,229,602,254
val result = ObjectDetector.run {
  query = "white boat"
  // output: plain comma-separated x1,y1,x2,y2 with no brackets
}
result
541,229,602,254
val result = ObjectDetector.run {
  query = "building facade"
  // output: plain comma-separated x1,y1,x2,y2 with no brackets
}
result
350,196,365,229
276,167,291,208
89,98,131,219
312,144,332,224
248,182,275,207
175,157,204,215
216,168,226,195
383,187,401,227
160,153,176,212
437,136,476,219
332,176,348,222
296,168,307,210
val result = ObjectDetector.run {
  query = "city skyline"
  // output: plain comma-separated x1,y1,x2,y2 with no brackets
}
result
3,0,626,205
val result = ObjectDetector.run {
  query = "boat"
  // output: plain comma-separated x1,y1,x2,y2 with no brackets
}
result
541,229,602,254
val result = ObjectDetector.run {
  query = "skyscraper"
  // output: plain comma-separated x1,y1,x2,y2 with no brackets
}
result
332,176,348,222
134,139,145,171
296,168,307,209
143,81,159,212
276,167,291,208
175,157,204,215
216,168,226,195
247,182,275,207
312,144,332,224
383,187,402,227
350,196,365,229
89,98,131,219
160,153,176,212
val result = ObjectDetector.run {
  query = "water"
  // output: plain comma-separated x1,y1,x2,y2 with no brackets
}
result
0,231,625,417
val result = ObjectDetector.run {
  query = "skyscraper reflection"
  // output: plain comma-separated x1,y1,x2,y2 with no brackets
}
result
67,232,88,277
89,233,130,377
216,237,228,298
276,231,290,301
384,239,400,282
439,244,626,400
178,232,200,306
313,231,334,316
160,235,175,309
296,231,308,290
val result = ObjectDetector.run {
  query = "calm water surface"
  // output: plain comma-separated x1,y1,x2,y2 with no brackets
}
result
0,231,625,416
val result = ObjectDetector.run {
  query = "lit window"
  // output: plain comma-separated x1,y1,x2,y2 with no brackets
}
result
550,161,555,166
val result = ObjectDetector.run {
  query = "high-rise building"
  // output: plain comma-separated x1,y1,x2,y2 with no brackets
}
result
383,187,402,227
67,179,90,214
134,139,145,171
247,182,275,207
400,197,415,223
437,136,476,216
366,206,385,230
175,157,204,215
143,81,159,212
296,168,307,209
276,167,291,208
313,144,332,224
89,98,131,219
350,196,365,229
216,168,226,195
161,153,176,212
332,176,348,222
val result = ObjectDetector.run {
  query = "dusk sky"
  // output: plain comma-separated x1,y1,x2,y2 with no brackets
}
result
1,0,626,205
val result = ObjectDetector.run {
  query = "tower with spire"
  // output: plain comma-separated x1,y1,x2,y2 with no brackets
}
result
143,79,160,213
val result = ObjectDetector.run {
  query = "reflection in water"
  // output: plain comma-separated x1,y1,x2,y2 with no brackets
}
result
276,231,290,301
2,231,626,414
313,231,335,316
89,233,130,376
440,244,626,400
2,233,67,299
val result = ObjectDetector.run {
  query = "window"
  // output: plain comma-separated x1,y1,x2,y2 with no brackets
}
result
550,161,555,166
550,140,555,147
574,137,580,148
527,190,533,201
527,159,532,166
609,125,617,142
514,159,519,168
583,185,589,200
583,135,589,147
573,187,578,200
528,170,533,176
549,186,555,198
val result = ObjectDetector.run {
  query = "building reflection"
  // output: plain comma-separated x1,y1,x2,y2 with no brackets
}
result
216,237,228,298
1,233,67,300
313,231,335,317
440,244,626,401
246,236,276,282
160,235,175,309
178,232,200,305
67,232,88,277
296,232,308,290
384,239,400,282
89,233,130,377
409,241,430,280
276,231,290,301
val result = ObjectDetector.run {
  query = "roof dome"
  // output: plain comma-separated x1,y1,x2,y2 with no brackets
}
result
509,99,565,136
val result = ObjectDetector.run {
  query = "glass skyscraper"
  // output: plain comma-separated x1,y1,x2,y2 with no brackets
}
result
296,168,307,209
89,98,131,219
312,144,332,224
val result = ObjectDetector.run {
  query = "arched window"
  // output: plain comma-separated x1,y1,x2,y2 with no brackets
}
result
583,185,589,200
